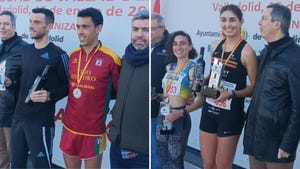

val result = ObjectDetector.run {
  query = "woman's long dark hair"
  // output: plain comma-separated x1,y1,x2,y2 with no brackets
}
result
165,31,197,64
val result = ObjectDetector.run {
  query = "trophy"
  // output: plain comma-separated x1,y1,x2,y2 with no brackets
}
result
191,47,205,92
160,100,175,135
25,65,50,103
202,59,221,99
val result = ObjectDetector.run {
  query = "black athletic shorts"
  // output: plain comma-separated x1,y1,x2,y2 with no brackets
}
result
200,108,245,137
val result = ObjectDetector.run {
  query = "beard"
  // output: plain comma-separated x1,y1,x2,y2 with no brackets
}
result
30,31,46,40
132,39,148,50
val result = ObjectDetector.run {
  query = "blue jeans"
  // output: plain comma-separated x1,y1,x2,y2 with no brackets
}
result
151,118,162,169
110,142,149,169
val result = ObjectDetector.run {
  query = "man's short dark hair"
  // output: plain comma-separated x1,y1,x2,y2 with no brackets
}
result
77,7,103,26
32,8,55,25
0,10,16,26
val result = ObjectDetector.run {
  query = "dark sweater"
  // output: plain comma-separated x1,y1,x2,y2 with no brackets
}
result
14,42,69,125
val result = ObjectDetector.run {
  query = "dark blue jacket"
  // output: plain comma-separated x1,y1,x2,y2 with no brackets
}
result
151,30,169,118
0,34,27,127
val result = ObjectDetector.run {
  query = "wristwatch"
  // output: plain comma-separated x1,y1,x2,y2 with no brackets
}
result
230,90,236,99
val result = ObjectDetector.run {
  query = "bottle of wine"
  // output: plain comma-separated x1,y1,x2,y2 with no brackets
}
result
191,47,205,92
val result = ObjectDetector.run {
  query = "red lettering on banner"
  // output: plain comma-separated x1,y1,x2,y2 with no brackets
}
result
0,5,30,14
65,7,80,15
106,6,123,16
212,2,261,12
35,0,51,2
128,5,147,16
53,22,76,30
50,5,63,15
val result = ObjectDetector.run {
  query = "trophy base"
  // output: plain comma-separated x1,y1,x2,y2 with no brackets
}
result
160,128,175,135
202,86,220,99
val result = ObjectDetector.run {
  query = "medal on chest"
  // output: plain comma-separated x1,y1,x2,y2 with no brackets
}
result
74,44,100,99
73,87,82,98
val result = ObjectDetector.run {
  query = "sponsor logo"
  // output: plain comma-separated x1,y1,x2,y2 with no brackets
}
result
95,58,103,66
40,52,49,59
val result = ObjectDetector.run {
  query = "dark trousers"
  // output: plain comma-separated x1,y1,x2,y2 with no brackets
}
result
11,117,54,169
151,118,162,169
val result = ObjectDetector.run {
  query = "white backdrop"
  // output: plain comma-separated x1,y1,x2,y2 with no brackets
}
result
155,0,300,168
1,0,149,55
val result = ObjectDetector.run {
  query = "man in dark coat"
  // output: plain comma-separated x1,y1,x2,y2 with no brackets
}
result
244,4,300,169
0,10,28,169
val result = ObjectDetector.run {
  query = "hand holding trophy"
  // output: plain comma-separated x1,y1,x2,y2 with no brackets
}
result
159,99,175,135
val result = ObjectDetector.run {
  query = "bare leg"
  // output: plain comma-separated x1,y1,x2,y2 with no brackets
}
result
63,154,81,169
200,130,217,169
84,154,103,169
215,135,240,169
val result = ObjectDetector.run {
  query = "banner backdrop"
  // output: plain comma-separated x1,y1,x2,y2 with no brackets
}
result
1,0,149,54
155,0,300,168
0,0,148,168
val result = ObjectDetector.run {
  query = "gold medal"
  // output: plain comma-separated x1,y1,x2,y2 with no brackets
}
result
165,60,190,94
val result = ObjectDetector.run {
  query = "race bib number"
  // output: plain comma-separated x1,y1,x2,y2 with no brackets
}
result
162,71,186,95
205,80,236,110
165,72,185,96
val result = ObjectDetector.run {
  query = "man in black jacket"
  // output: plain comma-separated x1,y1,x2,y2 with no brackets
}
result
151,13,168,169
244,4,300,169
0,11,28,169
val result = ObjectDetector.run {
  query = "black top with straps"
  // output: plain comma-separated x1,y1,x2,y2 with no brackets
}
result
203,39,247,115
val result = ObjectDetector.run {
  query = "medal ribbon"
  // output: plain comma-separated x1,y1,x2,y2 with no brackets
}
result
166,59,190,93
220,39,242,65
77,44,101,85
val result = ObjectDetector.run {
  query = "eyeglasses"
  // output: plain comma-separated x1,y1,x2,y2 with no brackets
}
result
151,26,162,30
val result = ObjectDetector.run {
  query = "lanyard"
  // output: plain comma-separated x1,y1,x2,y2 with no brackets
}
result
77,44,101,85
220,39,242,65
166,59,190,93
